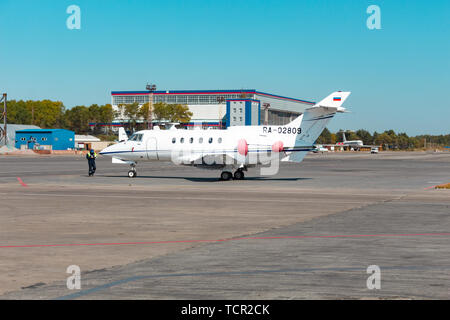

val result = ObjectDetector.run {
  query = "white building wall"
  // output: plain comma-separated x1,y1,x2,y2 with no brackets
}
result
228,101,245,126
111,103,225,123
187,104,226,122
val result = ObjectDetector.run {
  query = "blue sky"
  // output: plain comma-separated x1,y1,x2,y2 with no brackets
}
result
0,0,449,135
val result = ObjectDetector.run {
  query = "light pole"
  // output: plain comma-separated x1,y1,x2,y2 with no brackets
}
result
0,93,7,145
263,103,270,125
146,83,157,130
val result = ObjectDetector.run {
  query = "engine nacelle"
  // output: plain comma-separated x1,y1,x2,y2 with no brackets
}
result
272,141,284,153
237,139,248,156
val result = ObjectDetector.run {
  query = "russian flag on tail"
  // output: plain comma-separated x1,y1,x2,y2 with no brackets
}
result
333,97,341,101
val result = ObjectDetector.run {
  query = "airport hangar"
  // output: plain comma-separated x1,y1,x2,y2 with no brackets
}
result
106,89,316,129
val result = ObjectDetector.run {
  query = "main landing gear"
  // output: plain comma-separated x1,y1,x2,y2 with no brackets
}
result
128,163,137,178
220,168,245,181
233,169,245,180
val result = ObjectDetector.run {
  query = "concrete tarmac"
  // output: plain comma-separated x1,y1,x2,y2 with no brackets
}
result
0,151,449,299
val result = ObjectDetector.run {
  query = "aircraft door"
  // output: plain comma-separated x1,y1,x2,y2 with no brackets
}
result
146,137,158,160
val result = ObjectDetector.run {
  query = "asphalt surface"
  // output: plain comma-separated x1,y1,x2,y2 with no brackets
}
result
0,151,449,299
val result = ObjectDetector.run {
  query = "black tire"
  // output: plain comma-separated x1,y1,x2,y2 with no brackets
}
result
128,170,137,178
233,170,245,180
220,171,232,181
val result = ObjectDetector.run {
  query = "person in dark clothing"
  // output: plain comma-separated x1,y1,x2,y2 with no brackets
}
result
86,149,97,176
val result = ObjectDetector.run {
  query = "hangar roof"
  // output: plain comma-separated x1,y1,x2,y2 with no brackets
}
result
111,89,315,105
16,129,74,133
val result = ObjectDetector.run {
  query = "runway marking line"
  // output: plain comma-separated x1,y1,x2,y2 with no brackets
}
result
0,192,374,204
1,232,449,249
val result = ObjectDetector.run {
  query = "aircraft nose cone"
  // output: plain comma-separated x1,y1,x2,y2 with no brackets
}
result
99,145,113,155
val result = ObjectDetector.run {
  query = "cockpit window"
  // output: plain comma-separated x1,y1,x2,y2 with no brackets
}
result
129,133,143,142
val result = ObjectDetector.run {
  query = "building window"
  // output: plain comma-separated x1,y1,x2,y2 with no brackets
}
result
172,138,176,144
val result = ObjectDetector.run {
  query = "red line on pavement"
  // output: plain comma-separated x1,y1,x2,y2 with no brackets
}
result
1,233,449,249
16,177,28,187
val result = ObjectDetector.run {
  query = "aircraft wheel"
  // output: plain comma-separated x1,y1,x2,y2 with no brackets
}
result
128,170,137,178
220,171,233,181
233,170,245,180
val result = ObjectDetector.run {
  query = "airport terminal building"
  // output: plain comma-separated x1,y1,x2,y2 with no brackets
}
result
110,89,315,129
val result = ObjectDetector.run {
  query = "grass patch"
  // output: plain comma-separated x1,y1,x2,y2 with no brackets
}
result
436,183,450,189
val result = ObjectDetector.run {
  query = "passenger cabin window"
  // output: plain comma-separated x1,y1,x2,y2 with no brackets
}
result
129,133,143,142
199,137,203,143
218,138,222,143
180,137,184,143
172,138,176,144
190,137,193,143
209,137,213,144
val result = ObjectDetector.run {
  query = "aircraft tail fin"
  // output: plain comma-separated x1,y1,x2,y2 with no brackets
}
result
284,91,350,163
296,91,350,145
118,127,128,142
343,132,347,142
315,91,351,112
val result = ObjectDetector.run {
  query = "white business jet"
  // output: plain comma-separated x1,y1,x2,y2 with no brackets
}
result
100,91,351,180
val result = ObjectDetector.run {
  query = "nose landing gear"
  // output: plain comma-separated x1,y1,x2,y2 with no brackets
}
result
128,170,137,178
128,162,137,178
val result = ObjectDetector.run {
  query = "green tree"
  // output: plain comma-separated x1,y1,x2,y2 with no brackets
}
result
167,104,193,123
29,100,65,128
152,102,192,124
355,129,373,145
316,127,332,144
64,106,91,133
138,102,152,129
119,102,140,132
98,104,116,133
152,102,170,122
4,100,32,124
